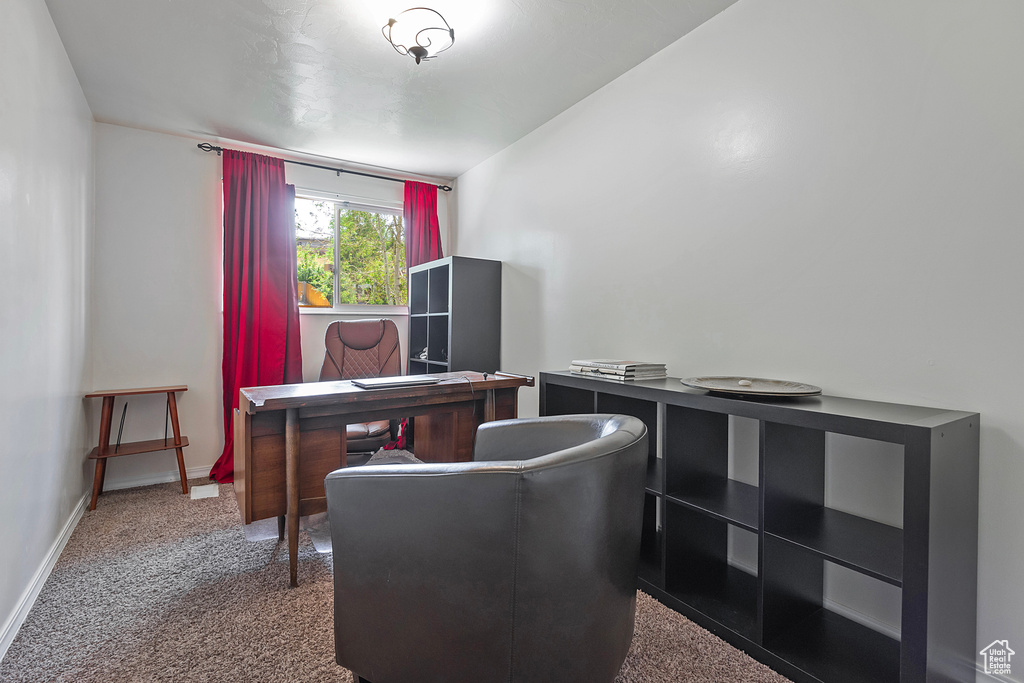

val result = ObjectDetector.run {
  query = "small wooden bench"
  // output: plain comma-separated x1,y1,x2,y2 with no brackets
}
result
85,385,189,510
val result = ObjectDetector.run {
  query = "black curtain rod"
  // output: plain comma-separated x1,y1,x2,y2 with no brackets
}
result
196,143,452,192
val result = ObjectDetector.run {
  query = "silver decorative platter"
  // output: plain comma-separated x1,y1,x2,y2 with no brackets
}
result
681,376,822,397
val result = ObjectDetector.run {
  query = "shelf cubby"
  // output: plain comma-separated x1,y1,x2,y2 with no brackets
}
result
766,508,903,586
664,405,758,529
767,607,901,683
409,316,428,363
664,405,729,489
541,384,596,416
664,501,760,642
409,270,428,314
427,264,449,313
763,534,901,683
427,315,448,362
638,493,662,588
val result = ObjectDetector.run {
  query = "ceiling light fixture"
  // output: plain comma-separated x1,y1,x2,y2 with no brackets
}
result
382,7,455,64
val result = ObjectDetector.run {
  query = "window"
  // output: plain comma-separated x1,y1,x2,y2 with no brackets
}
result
295,196,408,309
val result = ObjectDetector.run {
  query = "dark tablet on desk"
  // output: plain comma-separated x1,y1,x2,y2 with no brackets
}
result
351,376,440,389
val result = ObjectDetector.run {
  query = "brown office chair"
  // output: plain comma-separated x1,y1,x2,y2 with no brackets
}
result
319,319,401,460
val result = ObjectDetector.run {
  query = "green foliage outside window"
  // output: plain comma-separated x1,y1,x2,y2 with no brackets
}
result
295,198,407,307
337,210,407,305
297,245,334,306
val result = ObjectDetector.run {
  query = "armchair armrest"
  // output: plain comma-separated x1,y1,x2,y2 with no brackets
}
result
473,414,642,462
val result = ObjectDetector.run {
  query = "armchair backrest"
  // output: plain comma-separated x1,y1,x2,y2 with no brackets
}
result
325,413,648,683
319,318,400,381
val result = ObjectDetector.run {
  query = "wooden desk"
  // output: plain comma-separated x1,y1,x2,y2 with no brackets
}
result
234,371,534,586
85,385,189,510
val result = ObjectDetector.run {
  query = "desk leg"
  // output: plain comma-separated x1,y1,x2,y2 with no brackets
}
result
166,391,189,495
89,396,115,511
285,407,300,588
340,423,348,468
484,389,497,423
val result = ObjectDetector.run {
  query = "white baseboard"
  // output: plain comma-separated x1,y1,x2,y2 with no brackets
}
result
0,493,89,663
102,465,211,492
0,464,213,663
0,464,211,663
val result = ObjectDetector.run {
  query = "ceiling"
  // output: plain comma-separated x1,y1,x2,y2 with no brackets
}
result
44,0,738,180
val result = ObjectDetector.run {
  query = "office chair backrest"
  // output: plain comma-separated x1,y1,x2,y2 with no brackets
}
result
319,319,401,381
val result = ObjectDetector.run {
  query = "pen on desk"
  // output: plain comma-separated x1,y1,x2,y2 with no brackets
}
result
492,371,536,385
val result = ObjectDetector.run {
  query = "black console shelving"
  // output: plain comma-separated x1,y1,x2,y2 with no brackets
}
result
539,371,979,683
407,256,501,375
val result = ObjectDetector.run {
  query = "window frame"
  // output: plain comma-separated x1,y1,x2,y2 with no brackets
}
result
295,190,408,315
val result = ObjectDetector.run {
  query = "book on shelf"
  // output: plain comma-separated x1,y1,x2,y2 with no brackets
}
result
570,359,666,372
569,364,667,381
569,365,665,377
569,370,665,382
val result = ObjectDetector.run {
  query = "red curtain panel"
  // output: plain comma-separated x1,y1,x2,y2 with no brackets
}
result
403,180,444,270
210,150,303,483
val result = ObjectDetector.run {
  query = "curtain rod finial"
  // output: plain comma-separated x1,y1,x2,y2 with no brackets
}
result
197,142,222,156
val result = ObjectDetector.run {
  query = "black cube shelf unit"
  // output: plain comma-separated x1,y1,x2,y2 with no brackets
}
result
408,256,501,375
539,371,979,683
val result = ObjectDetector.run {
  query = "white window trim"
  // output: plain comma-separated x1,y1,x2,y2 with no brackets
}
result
300,304,409,316
297,187,403,213
295,189,409,314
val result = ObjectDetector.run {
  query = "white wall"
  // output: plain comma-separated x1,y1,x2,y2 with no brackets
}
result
90,124,223,486
453,0,1024,679
90,125,448,488
0,0,94,657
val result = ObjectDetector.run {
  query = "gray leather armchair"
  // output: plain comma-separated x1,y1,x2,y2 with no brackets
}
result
324,414,649,683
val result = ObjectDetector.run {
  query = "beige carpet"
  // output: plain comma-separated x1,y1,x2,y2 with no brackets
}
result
0,480,791,683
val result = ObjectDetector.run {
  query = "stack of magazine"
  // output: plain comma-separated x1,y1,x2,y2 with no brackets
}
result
569,359,667,381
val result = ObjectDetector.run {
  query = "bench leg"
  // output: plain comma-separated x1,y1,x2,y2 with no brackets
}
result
89,396,115,511
89,459,106,511
167,391,189,495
